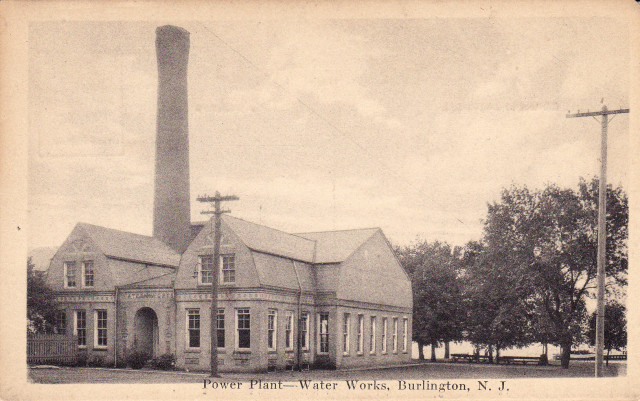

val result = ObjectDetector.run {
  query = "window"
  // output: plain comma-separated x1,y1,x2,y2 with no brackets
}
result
198,255,213,284
199,255,235,284
75,310,86,347
393,318,398,353
342,313,350,355
267,309,277,351
237,308,250,349
94,310,107,347
187,309,200,348
300,312,309,351
221,255,235,283
64,262,76,288
81,261,94,287
402,318,408,353
382,318,388,354
370,316,376,354
357,314,364,354
318,313,329,354
285,311,294,350
217,309,225,348
55,310,66,335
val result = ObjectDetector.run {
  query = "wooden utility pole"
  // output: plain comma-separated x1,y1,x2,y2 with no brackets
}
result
566,105,628,377
197,192,239,378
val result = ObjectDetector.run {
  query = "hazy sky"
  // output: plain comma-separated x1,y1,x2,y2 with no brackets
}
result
28,18,630,250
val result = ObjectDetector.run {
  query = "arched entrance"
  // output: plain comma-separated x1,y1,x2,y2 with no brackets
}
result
134,307,159,357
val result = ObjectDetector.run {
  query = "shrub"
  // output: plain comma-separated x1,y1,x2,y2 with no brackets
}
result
150,353,176,370
75,353,88,367
87,355,106,367
126,352,151,369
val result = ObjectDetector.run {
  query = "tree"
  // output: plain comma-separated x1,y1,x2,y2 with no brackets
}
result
460,239,536,362
479,178,627,368
396,241,465,361
587,301,627,365
27,257,57,333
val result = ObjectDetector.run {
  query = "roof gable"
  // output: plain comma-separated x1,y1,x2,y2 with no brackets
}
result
78,223,181,267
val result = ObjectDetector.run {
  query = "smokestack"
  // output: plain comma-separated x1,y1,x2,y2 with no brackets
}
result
153,25,191,253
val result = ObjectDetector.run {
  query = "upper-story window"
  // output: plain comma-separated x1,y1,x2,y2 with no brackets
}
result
64,262,76,288
198,255,214,284
198,254,236,285
82,261,94,287
221,255,235,283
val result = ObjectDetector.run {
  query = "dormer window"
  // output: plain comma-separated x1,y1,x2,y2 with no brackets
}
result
64,262,76,288
82,261,94,287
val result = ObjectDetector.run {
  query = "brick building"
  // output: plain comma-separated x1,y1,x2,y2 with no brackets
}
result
43,25,412,372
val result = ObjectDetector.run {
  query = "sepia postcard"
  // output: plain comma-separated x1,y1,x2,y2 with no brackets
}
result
1,0,639,399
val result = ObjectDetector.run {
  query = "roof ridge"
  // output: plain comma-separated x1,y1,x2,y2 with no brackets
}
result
223,215,316,243
295,227,380,235
77,222,157,241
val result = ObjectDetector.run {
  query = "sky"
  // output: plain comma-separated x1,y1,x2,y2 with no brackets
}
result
28,18,630,250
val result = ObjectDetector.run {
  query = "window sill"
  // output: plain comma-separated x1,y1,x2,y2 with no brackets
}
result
233,350,251,354
267,350,277,354
357,352,364,357
93,347,108,351
185,348,201,353
285,349,294,353
343,353,350,357
78,346,87,349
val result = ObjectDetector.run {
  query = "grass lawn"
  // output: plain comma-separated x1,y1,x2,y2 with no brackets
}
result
28,360,625,384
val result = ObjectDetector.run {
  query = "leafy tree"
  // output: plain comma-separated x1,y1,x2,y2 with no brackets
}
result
587,301,627,365
27,257,57,333
478,178,627,368
460,239,536,362
396,241,465,361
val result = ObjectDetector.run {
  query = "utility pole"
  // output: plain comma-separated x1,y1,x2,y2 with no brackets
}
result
566,105,628,377
197,192,239,378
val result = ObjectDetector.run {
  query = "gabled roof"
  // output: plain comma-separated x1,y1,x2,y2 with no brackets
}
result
78,223,181,267
222,215,316,263
296,228,379,263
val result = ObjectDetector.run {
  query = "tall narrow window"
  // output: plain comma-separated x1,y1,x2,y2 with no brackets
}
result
55,310,66,335
357,314,364,354
267,309,277,351
237,308,250,349
342,313,350,355
198,255,213,284
75,310,86,347
187,309,200,348
318,313,329,354
402,318,408,353
393,317,398,353
64,262,76,288
300,312,309,351
370,316,376,354
217,309,225,348
82,261,94,287
94,310,107,347
285,311,294,350
221,255,235,283
382,318,388,354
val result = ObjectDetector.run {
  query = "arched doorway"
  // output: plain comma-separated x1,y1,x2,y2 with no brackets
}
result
134,307,159,357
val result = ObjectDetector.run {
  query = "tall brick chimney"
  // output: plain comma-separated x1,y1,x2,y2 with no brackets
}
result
153,25,191,254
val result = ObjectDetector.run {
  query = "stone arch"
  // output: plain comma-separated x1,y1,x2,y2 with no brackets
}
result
133,307,159,357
